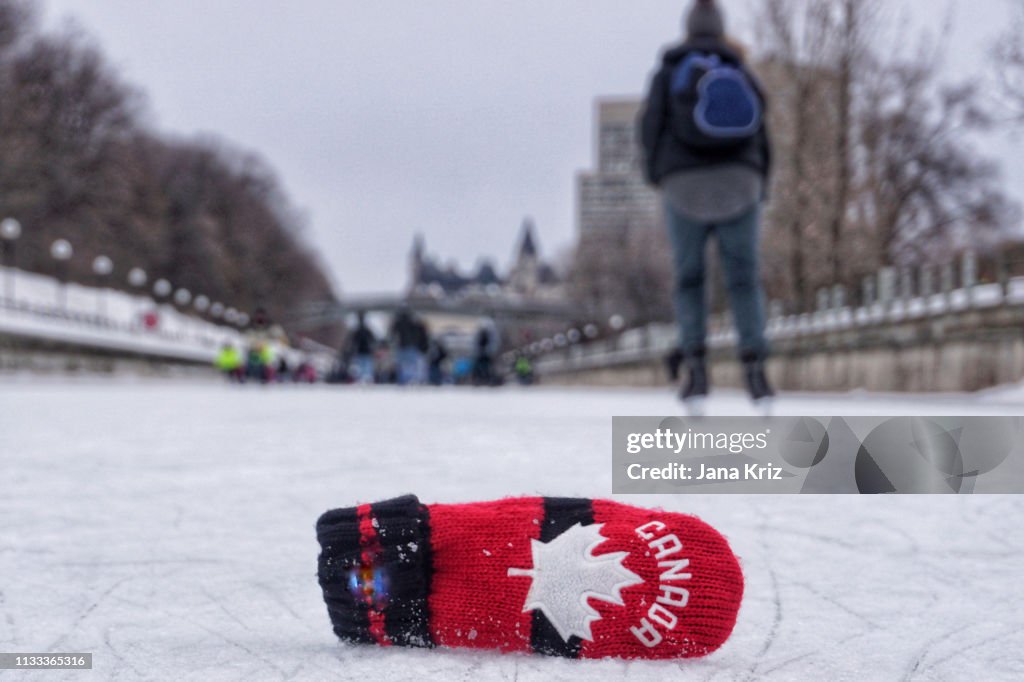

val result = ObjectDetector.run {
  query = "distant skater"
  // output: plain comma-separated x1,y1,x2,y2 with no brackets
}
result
427,336,448,386
214,343,244,383
472,318,501,387
639,0,775,410
345,311,378,384
390,307,425,385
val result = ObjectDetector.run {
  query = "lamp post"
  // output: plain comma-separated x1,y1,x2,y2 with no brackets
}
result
172,289,192,339
1,218,21,302
50,239,73,312
192,295,211,344
92,255,113,318
128,267,147,290
150,279,172,332
127,268,147,329
153,279,172,299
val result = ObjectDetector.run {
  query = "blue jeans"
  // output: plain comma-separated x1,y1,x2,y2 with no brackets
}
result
665,201,768,358
352,354,375,383
397,348,425,385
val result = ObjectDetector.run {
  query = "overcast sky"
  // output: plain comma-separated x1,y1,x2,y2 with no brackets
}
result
41,0,1023,294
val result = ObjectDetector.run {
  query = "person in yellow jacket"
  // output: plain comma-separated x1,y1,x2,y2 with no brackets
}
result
259,343,276,382
215,343,244,382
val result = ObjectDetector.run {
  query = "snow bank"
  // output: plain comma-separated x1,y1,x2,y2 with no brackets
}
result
0,267,241,362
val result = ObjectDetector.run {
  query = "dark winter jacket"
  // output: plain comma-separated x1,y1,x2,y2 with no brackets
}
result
346,325,377,356
412,321,430,353
427,339,448,367
638,38,772,187
391,312,421,350
475,328,492,358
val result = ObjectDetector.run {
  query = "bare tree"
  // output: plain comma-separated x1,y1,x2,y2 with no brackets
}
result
827,0,878,285
992,0,1024,122
753,0,1017,308
860,62,1016,264
568,218,673,328
619,224,674,325
0,0,30,52
757,0,842,310
0,2,337,340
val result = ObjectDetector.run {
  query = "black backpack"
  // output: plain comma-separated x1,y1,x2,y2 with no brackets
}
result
668,51,764,151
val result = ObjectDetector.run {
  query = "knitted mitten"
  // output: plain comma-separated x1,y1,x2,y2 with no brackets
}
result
316,495,743,660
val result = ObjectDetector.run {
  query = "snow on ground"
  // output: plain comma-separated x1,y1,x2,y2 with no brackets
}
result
1,381,1023,681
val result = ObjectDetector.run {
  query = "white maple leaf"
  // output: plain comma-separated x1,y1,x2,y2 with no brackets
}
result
507,523,643,642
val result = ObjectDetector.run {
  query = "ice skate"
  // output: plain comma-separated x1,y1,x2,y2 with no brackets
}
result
751,395,774,416
678,349,709,415
742,352,775,415
683,395,708,416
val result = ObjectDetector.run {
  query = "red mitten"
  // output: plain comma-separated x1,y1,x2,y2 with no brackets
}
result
316,495,743,660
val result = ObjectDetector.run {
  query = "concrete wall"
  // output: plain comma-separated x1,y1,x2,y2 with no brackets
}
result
538,306,1024,393
0,333,214,378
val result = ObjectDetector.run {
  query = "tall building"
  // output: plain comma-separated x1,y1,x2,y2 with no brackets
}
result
576,99,663,240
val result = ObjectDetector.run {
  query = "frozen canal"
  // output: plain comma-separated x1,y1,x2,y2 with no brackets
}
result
2,380,1023,680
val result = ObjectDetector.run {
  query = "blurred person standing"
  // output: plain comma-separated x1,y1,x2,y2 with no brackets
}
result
375,339,398,384
244,307,283,384
412,316,430,383
214,343,244,382
275,356,292,383
427,335,449,386
390,307,424,385
259,343,276,383
293,359,318,384
452,355,473,385
345,311,378,384
639,0,775,410
514,354,534,386
246,343,265,383
472,318,501,387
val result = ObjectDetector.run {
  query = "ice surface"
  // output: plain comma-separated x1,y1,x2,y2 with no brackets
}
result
1,382,1022,680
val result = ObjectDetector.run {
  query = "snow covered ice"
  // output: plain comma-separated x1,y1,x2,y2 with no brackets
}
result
2,380,1023,680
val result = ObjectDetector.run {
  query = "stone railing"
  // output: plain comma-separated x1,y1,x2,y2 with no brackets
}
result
536,261,1024,392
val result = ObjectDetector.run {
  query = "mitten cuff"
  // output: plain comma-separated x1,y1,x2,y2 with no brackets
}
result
316,495,433,648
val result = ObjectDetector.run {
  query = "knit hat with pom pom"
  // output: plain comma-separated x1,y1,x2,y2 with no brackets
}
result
687,0,726,39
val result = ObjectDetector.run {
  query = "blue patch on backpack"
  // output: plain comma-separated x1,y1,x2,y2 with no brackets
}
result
671,53,720,97
695,68,761,138
669,52,763,147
